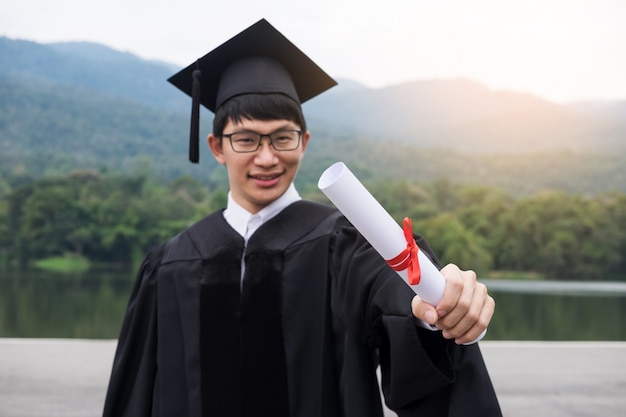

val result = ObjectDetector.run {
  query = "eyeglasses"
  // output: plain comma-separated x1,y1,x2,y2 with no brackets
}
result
222,129,302,153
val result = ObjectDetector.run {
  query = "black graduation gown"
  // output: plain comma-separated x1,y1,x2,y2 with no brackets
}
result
103,200,501,417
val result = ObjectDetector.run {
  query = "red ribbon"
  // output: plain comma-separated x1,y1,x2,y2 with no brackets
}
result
386,217,421,285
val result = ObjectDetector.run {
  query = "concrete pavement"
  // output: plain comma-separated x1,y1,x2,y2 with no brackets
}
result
0,339,624,416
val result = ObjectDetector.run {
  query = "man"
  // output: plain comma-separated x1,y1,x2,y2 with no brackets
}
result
103,19,501,417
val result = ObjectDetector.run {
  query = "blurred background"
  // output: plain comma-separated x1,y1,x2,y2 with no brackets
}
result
1,0,625,341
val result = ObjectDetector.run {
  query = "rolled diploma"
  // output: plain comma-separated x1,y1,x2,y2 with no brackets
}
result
318,162,485,343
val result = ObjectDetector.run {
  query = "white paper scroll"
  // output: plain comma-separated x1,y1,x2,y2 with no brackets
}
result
318,162,485,343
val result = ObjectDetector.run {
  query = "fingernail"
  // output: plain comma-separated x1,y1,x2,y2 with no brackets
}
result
425,310,436,324
437,309,448,318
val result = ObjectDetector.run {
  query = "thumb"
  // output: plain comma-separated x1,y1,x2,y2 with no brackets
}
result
411,295,438,325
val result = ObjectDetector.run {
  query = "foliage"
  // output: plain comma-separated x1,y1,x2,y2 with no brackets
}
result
305,178,626,281
1,168,625,280
2,171,223,270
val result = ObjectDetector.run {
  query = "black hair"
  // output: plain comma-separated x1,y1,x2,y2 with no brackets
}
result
212,93,307,137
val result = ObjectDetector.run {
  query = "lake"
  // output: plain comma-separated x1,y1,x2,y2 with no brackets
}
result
1,271,625,340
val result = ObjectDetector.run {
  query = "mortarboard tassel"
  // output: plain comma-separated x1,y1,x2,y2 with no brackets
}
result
189,61,202,163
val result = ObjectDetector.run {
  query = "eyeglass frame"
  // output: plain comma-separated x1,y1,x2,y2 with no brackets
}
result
221,129,303,153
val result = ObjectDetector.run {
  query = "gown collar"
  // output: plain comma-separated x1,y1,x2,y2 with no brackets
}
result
223,183,301,240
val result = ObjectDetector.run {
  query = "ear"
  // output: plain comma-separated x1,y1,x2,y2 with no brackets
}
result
208,134,226,164
300,130,311,153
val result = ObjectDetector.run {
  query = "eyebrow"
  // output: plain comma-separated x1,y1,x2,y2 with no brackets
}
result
226,124,299,135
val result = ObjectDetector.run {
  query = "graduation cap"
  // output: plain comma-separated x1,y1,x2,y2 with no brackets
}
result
168,18,337,163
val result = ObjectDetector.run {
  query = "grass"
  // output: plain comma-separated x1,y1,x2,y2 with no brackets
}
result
34,254,91,273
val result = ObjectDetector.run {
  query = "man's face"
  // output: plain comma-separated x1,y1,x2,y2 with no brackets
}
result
208,118,310,214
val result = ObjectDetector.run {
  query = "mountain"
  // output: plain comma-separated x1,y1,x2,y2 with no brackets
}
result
305,78,626,152
0,37,186,111
1,36,625,194
3,35,624,152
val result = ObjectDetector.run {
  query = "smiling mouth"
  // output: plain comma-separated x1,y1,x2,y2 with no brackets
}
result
250,172,283,181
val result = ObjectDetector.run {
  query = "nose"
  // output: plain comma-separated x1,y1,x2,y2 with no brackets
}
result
254,137,278,165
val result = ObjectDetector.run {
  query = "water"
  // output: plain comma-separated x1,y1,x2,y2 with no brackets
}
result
482,279,626,341
1,271,625,340
0,271,131,339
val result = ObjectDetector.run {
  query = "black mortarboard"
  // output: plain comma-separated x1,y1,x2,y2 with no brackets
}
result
168,18,337,163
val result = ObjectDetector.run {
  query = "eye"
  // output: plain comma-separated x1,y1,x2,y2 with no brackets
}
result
274,135,292,144
232,134,257,145
272,131,297,143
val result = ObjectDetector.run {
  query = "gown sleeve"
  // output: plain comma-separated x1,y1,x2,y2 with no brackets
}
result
331,224,501,416
102,245,164,417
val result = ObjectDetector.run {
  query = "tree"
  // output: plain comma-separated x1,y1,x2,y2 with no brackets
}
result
19,182,87,259
415,213,493,274
495,191,622,279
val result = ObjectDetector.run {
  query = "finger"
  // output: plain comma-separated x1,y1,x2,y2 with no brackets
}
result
438,267,477,330
411,295,438,325
450,291,495,345
435,264,465,320
441,281,488,341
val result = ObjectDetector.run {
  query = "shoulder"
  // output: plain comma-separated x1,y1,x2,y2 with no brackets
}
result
281,200,351,247
273,199,338,226
158,210,237,264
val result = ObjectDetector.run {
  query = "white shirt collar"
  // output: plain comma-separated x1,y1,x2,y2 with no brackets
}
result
223,183,301,240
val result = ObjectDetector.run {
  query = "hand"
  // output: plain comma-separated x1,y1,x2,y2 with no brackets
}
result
411,264,495,345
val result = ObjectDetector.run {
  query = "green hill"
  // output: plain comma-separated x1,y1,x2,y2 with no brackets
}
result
1,36,625,195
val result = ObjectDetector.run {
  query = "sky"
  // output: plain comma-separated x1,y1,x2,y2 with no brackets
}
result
2,0,625,103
